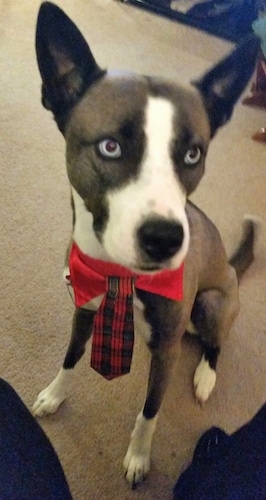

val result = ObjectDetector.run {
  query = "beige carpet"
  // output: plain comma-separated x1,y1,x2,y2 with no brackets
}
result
1,1,266,499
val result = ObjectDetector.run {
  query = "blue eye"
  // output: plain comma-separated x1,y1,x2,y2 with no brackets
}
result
184,147,201,165
97,138,122,159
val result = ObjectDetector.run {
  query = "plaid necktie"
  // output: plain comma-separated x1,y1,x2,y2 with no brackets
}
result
90,276,135,380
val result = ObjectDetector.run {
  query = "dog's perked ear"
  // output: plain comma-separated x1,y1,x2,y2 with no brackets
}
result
193,35,259,137
36,2,105,131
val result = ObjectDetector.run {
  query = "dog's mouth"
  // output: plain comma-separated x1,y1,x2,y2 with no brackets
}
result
131,257,179,274
137,264,163,273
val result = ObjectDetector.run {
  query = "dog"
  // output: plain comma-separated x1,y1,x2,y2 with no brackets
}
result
32,2,259,487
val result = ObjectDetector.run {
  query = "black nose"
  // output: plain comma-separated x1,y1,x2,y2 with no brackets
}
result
138,218,184,262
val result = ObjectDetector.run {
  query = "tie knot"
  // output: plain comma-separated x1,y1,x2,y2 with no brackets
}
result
107,276,135,297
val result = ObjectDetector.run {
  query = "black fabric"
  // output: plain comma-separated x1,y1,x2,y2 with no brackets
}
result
123,0,258,42
0,379,72,500
174,403,266,499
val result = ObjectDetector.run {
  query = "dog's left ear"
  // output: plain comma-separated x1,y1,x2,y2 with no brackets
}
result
193,35,260,136
36,2,105,130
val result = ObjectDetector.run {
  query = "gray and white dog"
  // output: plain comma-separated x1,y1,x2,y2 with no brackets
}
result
33,2,258,487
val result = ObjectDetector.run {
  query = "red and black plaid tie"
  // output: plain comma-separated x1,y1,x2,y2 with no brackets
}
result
90,276,135,380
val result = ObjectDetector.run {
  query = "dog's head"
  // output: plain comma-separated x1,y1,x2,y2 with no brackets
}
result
36,2,258,273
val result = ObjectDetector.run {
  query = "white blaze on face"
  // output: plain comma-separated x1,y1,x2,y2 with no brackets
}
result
103,96,190,270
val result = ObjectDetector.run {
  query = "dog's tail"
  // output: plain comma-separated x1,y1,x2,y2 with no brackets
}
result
229,216,259,281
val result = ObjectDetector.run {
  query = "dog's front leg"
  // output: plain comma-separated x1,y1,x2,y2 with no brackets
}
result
33,307,94,417
124,342,179,487
124,293,185,487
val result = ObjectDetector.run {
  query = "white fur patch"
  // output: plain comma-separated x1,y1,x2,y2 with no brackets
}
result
186,320,198,335
103,96,190,271
123,411,158,486
63,266,71,284
32,368,73,417
193,355,217,404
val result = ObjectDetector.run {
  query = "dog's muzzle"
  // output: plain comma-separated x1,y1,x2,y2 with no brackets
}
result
137,217,184,263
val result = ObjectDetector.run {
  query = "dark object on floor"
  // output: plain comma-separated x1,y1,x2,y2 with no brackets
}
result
252,127,266,141
0,379,72,500
243,55,266,108
242,49,266,141
173,403,266,499
122,0,258,42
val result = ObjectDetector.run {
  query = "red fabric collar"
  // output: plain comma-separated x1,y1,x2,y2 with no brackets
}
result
69,242,184,307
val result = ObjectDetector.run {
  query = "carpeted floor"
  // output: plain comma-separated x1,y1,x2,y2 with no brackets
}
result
0,1,265,499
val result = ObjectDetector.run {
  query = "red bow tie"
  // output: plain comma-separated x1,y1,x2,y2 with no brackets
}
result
69,243,184,380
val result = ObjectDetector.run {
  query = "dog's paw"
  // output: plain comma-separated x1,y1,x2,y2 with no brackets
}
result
123,412,158,488
193,356,216,404
32,383,66,417
32,369,71,417
123,445,150,488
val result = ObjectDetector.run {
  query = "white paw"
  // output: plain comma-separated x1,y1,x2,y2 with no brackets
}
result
32,369,72,417
32,382,66,417
123,445,150,487
123,412,158,487
194,356,216,404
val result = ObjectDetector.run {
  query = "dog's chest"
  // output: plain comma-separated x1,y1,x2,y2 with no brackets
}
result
85,293,152,345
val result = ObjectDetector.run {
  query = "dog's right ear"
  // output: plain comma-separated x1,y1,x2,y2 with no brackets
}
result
36,2,105,129
193,35,259,137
